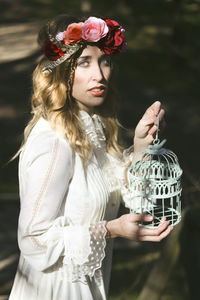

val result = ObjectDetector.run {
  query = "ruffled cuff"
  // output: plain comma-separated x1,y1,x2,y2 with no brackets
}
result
102,146,134,196
121,183,134,209
122,145,134,165
62,221,107,282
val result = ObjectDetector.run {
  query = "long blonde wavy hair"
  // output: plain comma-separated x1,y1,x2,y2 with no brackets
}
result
16,14,123,163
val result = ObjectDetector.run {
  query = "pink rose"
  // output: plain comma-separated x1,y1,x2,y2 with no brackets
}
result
56,31,65,41
82,17,108,42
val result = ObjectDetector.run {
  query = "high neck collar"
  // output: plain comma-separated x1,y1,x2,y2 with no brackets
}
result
79,110,106,149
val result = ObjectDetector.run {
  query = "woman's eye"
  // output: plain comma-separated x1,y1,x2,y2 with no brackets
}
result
78,60,89,67
101,58,111,67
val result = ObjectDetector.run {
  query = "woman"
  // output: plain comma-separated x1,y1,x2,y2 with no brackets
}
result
9,14,173,300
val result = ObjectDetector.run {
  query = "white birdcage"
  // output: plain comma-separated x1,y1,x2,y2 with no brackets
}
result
127,119,182,228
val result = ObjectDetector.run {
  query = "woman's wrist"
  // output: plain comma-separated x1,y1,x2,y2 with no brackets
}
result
105,220,119,239
133,138,145,155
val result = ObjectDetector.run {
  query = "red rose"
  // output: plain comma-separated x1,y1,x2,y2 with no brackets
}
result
100,18,126,54
104,18,120,30
63,22,84,45
41,40,65,61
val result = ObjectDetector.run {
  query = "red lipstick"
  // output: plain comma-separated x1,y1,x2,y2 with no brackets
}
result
88,86,105,96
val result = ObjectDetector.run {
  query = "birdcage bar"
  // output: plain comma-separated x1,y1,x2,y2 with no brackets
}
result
171,197,174,225
162,198,164,217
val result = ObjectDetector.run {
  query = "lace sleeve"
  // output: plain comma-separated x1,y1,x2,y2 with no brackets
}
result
60,221,107,282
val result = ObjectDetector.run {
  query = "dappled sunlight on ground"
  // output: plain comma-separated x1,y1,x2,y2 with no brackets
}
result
0,22,41,64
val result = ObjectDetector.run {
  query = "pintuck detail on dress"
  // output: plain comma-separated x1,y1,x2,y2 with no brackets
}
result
79,110,133,195
9,111,132,300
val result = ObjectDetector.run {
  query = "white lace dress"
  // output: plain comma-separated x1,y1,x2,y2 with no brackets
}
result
9,111,132,300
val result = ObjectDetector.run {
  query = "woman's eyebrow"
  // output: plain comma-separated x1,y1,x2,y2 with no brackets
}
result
100,54,109,59
78,55,91,60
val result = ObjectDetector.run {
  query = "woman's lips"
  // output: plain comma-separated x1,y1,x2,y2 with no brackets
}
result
88,87,105,96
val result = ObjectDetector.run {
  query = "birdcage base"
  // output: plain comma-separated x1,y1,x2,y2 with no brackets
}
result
131,205,181,228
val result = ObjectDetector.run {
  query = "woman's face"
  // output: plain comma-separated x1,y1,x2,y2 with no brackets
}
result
72,45,112,114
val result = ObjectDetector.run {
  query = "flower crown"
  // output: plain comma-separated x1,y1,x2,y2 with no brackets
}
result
41,16,126,73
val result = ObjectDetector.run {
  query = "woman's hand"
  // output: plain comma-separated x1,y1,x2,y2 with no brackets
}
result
106,214,173,242
133,101,165,155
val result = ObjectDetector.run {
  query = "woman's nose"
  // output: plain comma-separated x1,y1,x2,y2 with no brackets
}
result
91,63,103,82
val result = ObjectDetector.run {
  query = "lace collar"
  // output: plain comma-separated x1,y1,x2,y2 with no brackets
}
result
79,110,106,149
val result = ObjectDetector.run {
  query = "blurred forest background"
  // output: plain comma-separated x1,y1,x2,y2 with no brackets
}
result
0,0,200,299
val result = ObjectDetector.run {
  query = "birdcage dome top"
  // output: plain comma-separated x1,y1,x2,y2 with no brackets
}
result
129,156,183,182
128,138,183,199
